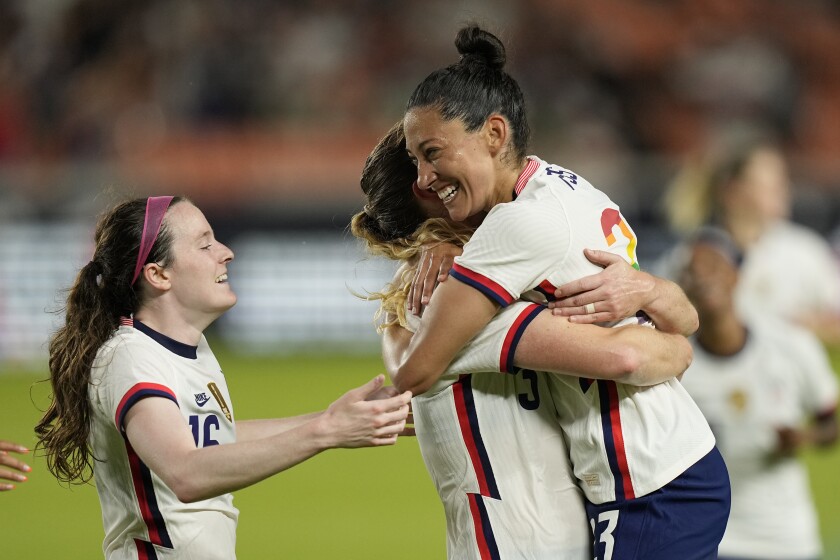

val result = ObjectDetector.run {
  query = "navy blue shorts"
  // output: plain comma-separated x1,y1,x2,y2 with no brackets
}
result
586,446,731,560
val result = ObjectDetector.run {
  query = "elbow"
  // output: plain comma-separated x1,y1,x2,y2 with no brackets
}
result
610,347,645,382
165,465,211,503
168,476,205,504
610,336,693,385
392,365,434,396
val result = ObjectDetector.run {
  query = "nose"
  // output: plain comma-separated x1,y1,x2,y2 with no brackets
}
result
416,160,436,191
220,243,234,263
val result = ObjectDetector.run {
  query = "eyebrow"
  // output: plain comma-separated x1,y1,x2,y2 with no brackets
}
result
407,138,434,158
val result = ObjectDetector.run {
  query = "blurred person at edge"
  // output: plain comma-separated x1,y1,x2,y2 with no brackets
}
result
679,226,838,560
660,139,840,345
34,196,411,559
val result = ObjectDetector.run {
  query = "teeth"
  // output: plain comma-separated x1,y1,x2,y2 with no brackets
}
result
215,274,228,283
438,185,459,203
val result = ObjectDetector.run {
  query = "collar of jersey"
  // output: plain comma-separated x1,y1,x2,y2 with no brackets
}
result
133,319,198,360
511,156,540,201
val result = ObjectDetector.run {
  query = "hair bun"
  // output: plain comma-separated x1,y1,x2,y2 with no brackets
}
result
455,25,506,70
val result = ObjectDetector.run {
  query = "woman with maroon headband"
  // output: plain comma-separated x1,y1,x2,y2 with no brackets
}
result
35,196,411,559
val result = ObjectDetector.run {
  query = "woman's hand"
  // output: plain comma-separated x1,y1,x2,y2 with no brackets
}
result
321,375,413,447
409,243,463,316
549,249,653,324
549,248,698,336
0,440,31,491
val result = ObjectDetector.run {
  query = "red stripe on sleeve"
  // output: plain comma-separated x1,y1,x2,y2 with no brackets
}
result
451,264,515,306
114,383,177,429
499,303,542,373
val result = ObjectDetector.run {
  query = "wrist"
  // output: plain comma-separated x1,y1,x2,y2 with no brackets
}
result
308,412,337,451
641,272,661,310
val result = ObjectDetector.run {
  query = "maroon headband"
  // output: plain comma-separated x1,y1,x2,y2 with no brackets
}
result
131,196,175,285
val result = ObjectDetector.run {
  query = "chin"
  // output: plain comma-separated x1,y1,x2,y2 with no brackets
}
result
214,292,238,313
446,207,470,224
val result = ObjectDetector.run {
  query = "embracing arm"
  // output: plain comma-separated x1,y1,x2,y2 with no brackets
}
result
550,249,699,336
391,279,499,395
390,244,693,393
124,376,411,502
513,311,692,386
385,306,691,389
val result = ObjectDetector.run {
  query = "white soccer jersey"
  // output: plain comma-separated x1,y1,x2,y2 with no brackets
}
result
450,156,715,504
654,220,840,328
680,319,838,559
89,318,239,560
736,220,840,322
405,302,591,559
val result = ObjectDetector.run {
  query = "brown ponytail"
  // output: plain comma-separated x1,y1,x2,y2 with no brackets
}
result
35,197,183,483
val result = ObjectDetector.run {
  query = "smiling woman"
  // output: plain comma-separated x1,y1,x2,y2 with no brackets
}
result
388,24,731,560
34,196,412,559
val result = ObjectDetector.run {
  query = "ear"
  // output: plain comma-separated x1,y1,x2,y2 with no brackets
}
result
484,114,509,157
142,263,171,292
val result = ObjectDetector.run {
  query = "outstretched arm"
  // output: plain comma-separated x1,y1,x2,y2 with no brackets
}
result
235,413,322,441
549,249,699,336
236,386,409,442
125,375,411,503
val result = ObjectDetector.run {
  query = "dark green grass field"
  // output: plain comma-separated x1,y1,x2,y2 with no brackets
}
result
2,348,839,559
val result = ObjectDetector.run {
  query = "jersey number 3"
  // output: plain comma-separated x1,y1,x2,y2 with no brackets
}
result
517,369,540,410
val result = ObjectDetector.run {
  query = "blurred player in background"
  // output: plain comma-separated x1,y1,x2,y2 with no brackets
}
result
661,139,840,344
381,24,729,560
352,122,697,559
35,196,411,559
0,440,31,491
678,226,838,560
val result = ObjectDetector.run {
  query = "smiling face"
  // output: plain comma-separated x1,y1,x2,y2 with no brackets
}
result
404,107,501,224
163,202,236,321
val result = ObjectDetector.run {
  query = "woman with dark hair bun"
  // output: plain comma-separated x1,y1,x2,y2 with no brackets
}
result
387,24,730,560
35,196,411,559
353,122,701,559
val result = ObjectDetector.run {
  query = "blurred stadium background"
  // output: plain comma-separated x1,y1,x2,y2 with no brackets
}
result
1,0,840,557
